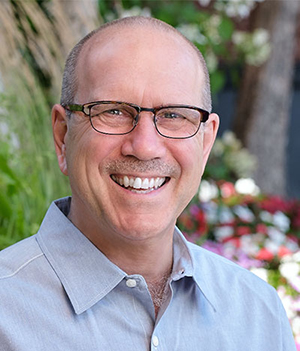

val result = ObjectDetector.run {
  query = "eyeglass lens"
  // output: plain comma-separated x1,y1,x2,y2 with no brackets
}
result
89,102,202,138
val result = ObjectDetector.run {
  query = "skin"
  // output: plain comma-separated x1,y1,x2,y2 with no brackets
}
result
52,25,219,286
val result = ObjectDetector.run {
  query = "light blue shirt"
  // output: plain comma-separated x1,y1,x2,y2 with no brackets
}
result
0,197,296,350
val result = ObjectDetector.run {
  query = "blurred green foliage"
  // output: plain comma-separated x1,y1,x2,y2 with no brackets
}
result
0,77,70,250
98,0,269,94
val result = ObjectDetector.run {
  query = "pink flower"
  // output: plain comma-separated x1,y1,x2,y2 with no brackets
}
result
220,181,236,198
256,223,268,235
256,248,274,261
278,245,293,258
236,226,251,236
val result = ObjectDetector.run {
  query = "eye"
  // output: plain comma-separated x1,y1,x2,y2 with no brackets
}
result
105,109,123,116
160,111,186,120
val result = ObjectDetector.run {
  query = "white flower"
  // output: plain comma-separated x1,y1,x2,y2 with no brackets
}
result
177,24,207,45
277,286,296,319
214,226,234,240
252,28,269,47
222,130,239,146
232,31,246,45
260,211,273,223
204,201,219,224
211,139,224,157
236,4,251,18
205,50,218,72
198,0,211,6
264,239,280,254
240,235,260,255
292,316,300,336
235,178,260,195
219,206,235,223
272,211,290,232
279,262,300,280
250,268,268,282
285,239,299,253
215,0,256,19
267,227,286,245
292,251,300,263
233,205,255,222
121,7,151,18
199,180,218,202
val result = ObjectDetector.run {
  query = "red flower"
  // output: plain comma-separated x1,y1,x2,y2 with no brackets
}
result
291,207,300,229
256,223,268,235
220,181,236,198
236,226,251,236
222,237,241,248
260,196,290,214
278,246,292,258
256,248,274,261
195,210,208,235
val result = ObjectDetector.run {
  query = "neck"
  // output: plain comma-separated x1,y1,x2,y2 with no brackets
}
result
94,231,173,317
68,200,175,315
101,234,174,282
148,271,171,317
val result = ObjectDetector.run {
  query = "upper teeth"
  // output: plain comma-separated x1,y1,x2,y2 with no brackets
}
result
112,175,165,190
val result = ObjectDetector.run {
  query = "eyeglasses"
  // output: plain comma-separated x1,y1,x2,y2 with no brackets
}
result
62,100,209,139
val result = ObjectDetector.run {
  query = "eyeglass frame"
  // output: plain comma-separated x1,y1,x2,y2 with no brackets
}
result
62,100,210,140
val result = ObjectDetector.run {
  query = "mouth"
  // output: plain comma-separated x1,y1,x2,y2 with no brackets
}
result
111,175,169,193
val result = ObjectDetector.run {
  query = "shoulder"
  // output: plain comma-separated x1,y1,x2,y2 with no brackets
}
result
187,240,278,301
0,235,43,279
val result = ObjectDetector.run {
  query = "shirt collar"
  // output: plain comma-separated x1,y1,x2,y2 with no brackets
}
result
37,198,126,314
172,227,217,312
37,197,216,314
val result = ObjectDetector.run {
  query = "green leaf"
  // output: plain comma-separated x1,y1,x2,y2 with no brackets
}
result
218,17,234,41
0,191,12,220
210,70,226,94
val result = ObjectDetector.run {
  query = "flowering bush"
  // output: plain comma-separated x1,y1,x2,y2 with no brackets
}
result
177,179,300,347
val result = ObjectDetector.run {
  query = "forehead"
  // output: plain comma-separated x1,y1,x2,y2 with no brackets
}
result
75,24,204,105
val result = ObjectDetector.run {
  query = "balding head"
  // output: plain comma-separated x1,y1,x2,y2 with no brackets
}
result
60,16,212,112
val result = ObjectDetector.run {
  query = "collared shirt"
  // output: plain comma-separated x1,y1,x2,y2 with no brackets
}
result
0,197,296,350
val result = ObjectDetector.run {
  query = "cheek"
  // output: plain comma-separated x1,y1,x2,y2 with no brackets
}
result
176,137,204,180
66,131,124,183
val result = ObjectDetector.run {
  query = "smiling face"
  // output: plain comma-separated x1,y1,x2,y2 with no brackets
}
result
52,23,219,249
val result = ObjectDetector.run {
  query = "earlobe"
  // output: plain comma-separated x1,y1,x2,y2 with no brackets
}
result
201,113,220,174
52,104,68,176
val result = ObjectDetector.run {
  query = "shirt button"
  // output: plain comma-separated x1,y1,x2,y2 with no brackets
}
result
126,278,137,288
152,335,159,347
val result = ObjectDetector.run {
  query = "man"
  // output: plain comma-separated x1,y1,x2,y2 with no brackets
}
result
0,16,296,350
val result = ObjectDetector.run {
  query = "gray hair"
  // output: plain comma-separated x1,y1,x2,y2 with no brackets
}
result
60,16,212,112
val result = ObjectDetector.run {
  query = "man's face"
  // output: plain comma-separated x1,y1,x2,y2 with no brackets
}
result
54,26,218,244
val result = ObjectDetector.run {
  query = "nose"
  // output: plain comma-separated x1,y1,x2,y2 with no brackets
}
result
121,111,167,161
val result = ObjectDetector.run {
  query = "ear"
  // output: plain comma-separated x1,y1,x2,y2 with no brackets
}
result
201,113,219,174
52,104,68,176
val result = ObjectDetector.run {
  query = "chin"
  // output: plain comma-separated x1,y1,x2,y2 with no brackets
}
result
116,218,172,242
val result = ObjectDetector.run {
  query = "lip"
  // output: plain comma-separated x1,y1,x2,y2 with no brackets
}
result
111,174,169,193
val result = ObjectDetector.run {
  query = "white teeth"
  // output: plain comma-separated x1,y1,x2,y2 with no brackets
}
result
133,177,142,189
149,178,154,188
112,175,166,191
124,176,129,187
141,178,149,189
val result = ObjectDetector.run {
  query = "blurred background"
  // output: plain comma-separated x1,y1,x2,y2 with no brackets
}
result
0,0,299,243
1,0,300,344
